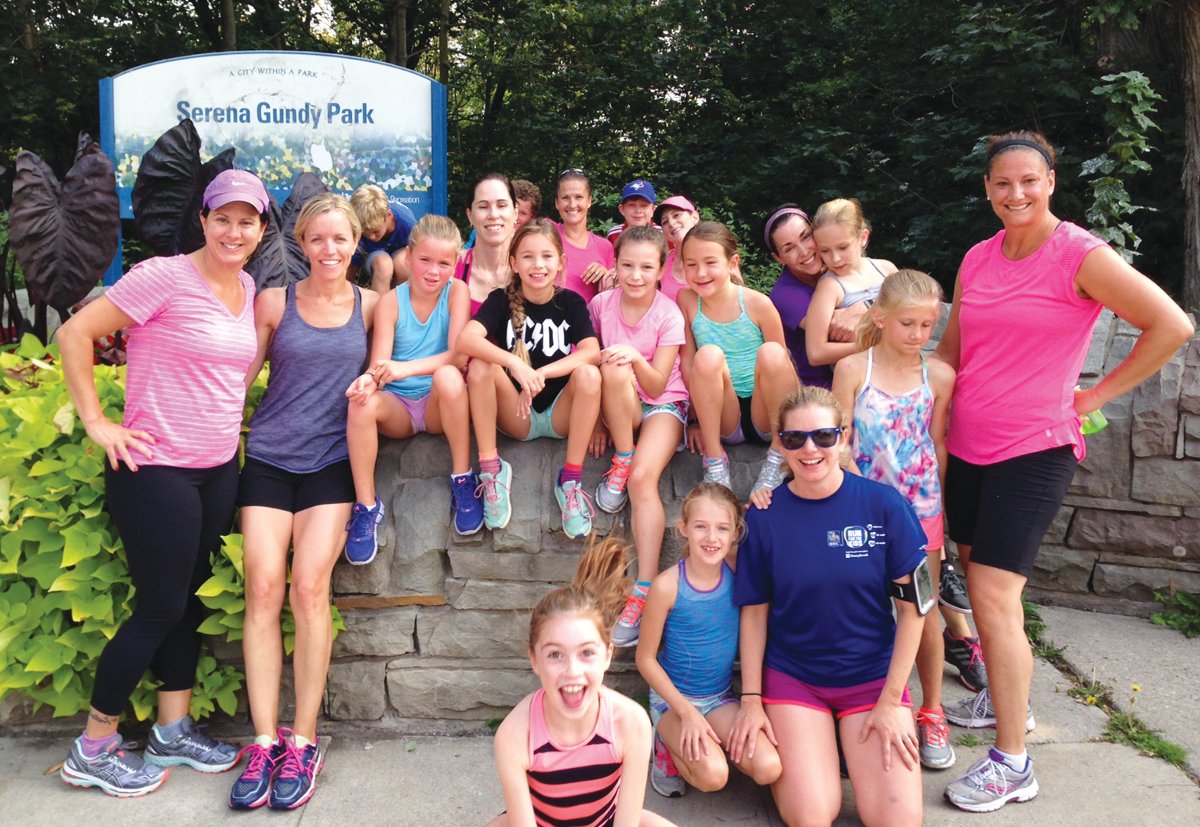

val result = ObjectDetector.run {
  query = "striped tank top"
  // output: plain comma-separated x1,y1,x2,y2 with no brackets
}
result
691,286,763,398
526,688,621,827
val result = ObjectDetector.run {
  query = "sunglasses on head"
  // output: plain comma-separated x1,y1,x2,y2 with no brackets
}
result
558,167,586,179
778,427,843,450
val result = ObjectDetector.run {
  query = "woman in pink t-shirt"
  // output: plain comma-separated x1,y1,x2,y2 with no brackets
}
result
555,169,615,302
57,170,269,797
935,131,1193,814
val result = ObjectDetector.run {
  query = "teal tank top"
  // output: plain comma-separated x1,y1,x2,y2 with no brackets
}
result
691,286,762,398
385,281,452,399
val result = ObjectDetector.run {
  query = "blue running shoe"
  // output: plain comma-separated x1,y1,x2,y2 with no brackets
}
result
145,715,239,772
228,739,286,810
268,730,323,810
345,497,384,565
452,472,485,535
60,734,168,798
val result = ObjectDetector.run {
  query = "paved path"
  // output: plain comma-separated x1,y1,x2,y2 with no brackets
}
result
1,606,1197,825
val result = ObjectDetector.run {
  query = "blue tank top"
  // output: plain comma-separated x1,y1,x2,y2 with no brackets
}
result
818,258,887,307
385,281,452,399
247,284,367,473
657,560,739,697
691,287,763,398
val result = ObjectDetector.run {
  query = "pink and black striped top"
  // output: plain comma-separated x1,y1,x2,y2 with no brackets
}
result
105,255,257,469
526,688,622,827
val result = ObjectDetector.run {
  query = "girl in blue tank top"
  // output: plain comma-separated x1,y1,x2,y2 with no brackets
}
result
635,482,781,797
343,215,481,561
677,222,800,500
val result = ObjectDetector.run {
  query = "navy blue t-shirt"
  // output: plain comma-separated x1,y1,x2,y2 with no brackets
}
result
734,473,926,687
352,203,418,265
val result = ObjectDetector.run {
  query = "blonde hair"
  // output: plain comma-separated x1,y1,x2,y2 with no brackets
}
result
679,482,745,549
778,385,847,431
811,197,870,239
854,269,943,351
293,193,361,243
349,184,391,235
529,536,631,650
506,218,563,366
679,221,745,285
407,213,463,252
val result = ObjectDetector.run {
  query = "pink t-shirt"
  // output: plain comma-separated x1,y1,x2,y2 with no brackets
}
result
946,222,1106,465
588,288,688,406
557,223,614,303
659,249,688,304
105,255,257,468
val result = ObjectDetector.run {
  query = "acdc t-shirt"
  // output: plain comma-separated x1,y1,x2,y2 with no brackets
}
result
474,288,596,412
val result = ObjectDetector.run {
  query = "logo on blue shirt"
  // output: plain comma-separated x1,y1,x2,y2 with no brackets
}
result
827,524,887,558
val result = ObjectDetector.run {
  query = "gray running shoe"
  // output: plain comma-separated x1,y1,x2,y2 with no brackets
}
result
650,730,685,798
702,455,731,489
595,456,632,514
60,734,168,797
145,715,240,772
915,707,956,770
612,593,646,648
945,749,1038,813
944,688,1035,732
750,448,787,496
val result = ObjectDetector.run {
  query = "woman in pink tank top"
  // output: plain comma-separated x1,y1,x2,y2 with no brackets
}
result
936,130,1193,814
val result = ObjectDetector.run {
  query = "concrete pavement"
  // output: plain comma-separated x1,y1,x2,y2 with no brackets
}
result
1,605,1197,825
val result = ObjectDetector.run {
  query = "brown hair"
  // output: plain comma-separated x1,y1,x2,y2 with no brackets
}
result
778,385,847,431
985,130,1056,174
678,482,746,548
556,169,592,197
679,221,745,285
294,193,362,243
505,218,564,365
614,224,668,267
407,213,463,252
513,179,542,215
529,536,631,650
854,269,943,351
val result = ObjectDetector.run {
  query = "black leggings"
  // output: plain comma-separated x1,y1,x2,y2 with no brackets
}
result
90,458,239,715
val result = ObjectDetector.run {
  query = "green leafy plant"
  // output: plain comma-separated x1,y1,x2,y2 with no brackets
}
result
1083,71,1163,262
1105,683,1188,767
1150,588,1200,638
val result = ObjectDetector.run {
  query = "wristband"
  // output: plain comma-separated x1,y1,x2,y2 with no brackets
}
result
741,692,762,697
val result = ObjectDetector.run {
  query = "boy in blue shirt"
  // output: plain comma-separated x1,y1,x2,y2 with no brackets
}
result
349,184,417,293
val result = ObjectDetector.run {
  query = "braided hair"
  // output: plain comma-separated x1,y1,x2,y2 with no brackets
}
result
505,218,564,365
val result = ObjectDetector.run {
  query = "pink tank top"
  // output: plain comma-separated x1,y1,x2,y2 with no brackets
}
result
526,688,621,827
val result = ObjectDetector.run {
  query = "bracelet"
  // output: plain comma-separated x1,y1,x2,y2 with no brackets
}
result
741,692,762,697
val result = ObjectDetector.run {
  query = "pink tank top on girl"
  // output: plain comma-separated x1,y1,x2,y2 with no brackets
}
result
946,221,1105,465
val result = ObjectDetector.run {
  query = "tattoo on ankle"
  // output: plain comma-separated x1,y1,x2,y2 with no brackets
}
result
89,710,117,726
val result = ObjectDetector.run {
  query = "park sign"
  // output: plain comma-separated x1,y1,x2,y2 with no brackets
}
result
100,51,447,221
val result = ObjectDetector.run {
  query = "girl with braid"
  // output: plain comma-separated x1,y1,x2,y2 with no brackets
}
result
457,219,602,539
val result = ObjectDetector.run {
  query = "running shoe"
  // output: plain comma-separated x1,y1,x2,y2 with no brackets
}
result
145,715,239,772
477,459,513,530
750,448,787,496
944,749,1038,813
915,707,956,770
702,455,731,489
228,739,286,810
451,472,485,535
555,479,594,539
943,630,988,693
612,592,647,648
651,730,685,798
595,456,633,514
268,730,323,810
345,497,384,565
60,734,168,797
944,687,1035,732
939,560,972,613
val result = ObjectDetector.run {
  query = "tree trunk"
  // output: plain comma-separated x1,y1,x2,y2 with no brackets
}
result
387,0,409,67
439,0,450,85
1183,0,1200,312
222,0,237,50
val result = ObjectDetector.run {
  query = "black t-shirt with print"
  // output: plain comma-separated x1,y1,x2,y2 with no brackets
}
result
475,287,596,412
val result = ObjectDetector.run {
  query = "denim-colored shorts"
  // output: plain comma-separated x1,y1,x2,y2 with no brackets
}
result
648,686,738,726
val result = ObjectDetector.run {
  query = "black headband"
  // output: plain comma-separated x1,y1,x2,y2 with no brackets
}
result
986,138,1054,170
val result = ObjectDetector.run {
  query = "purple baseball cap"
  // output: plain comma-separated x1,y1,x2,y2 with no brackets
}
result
620,179,657,204
654,194,697,225
203,169,270,213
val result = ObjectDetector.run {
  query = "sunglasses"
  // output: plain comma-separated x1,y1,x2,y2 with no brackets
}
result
558,167,586,179
778,427,843,450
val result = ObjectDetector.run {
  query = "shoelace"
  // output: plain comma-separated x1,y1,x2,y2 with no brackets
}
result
965,754,1017,789
967,637,985,668
619,594,646,625
237,743,273,777
752,452,786,491
562,484,595,518
347,504,381,540
654,737,680,777
602,459,632,492
915,710,949,747
452,475,477,505
275,741,314,782
475,475,508,505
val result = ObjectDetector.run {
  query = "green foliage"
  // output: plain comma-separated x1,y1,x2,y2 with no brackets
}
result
1083,72,1162,261
1104,684,1188,767
0,340,337,722
1150,589,1200,638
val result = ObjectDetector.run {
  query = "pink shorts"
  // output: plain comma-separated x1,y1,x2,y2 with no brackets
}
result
920,513,945,551
763,668,912,720
386,390,429,434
